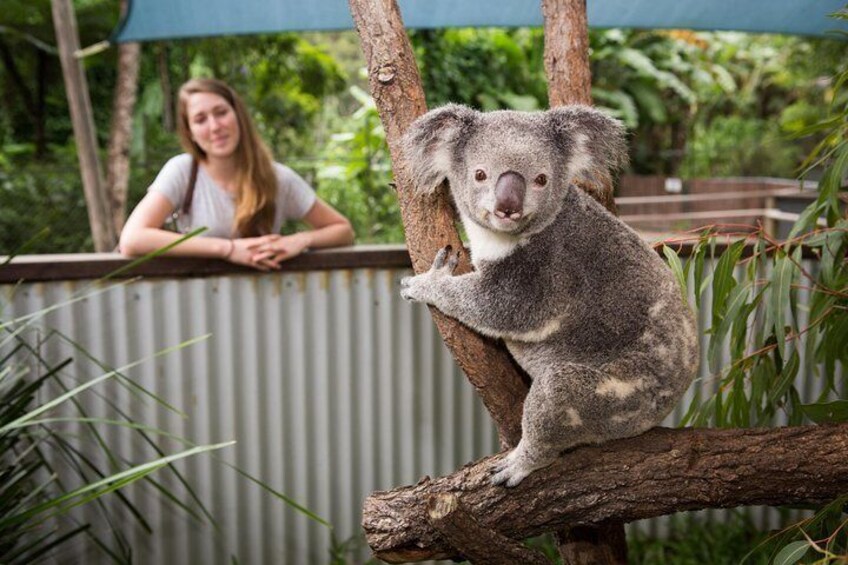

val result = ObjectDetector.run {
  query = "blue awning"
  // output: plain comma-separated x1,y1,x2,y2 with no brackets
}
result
114,0,848,43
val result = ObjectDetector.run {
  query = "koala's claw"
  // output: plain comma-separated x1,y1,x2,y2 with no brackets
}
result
431,245,460,274
490,462,531,489
489,450,529,488
489,447,551,488
432,245,452,269
399,245,460,303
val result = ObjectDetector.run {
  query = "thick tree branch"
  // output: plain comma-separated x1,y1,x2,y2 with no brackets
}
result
364,424,848,563
348,0,528,447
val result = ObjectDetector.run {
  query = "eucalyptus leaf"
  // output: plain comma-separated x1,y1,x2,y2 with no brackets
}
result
772,540,810,565
800,400,848,424
662,246,687,302
711,240,746,326
770,251,796,358
708,282,751,374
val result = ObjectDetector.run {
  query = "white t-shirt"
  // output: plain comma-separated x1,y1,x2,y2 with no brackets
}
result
149,153,317,238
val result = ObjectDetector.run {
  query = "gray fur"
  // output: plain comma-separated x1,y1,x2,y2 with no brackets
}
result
400,104,699,487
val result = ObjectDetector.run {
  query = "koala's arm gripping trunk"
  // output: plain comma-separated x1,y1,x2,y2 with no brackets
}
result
410,270,559,342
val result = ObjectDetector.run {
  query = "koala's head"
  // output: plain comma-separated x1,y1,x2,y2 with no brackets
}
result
402,104,627,235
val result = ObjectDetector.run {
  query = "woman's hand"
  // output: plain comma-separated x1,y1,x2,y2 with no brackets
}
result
224,236,284,271
247,233,313,267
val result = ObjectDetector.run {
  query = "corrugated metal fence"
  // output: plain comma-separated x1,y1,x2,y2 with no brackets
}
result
0,248,838,564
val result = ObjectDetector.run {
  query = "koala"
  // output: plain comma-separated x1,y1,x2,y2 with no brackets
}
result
400,104,699,487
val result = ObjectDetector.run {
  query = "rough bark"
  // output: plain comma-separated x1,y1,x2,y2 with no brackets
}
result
542,0,618,216
364,424,848,563
543,0,592,108
428,493,552,564
50,0,117,251
106,2,140,236
348,0,529,447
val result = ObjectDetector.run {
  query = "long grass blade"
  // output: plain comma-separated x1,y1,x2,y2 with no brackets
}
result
0,441,235,531
0,334,209,433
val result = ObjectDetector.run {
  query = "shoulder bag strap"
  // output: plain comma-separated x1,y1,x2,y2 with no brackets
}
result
182,158,199,215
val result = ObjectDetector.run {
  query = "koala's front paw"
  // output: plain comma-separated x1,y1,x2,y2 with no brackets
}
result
490,446,550,488
490,449,531,488
399,273,428,302
399,245,460,303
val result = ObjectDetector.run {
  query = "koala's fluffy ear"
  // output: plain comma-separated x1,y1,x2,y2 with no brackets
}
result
547,105,629,201
402,104,478,195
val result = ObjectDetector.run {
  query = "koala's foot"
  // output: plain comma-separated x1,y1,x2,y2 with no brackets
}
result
489,444,554,488
399,245,460,303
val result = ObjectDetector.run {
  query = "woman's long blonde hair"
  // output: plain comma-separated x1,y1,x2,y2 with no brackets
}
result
177,78,277,237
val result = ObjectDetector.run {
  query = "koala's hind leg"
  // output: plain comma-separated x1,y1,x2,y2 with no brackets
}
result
490,363,608,488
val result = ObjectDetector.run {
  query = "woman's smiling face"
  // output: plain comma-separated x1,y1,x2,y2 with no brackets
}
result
186,91,241,160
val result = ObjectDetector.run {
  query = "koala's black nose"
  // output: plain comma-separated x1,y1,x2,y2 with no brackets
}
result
494,171,526,220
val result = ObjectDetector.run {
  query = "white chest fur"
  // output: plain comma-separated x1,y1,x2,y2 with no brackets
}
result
460,212,521,269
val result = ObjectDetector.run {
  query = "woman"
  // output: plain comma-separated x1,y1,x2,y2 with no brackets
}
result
120,78,354,270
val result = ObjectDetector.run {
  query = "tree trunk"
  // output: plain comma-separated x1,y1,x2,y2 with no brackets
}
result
50,0,116,251
542,1,625,560
106,2,141,237
542,0,617,217
364,424,848,563
347,0,529,448
543,0,592,107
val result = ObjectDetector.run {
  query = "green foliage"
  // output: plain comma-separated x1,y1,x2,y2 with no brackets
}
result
523,514,773,565
315,86,403,243
412,28,548,111
675,34,847,428
629,514,771,565
680,115,804,177
0,152,94,253
744,496,848,565
665,16,848,558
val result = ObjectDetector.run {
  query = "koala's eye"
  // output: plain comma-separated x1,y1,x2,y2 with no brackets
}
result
474,169,487,182
535,174,548,187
